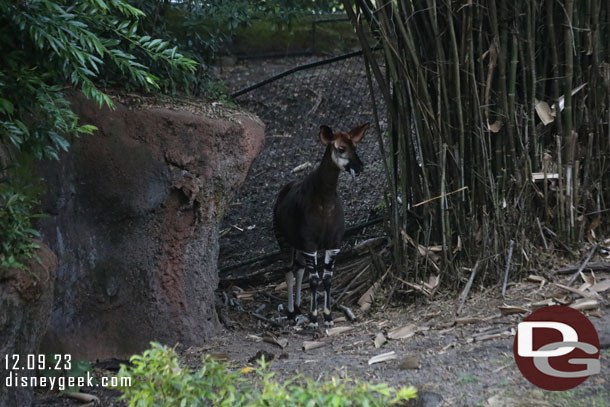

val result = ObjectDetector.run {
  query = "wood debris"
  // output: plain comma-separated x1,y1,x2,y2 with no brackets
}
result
554,262,610,274
457,261,480,315
291,162,312,173
358,282,377,311
534,98,555,125
263,332,288,348
569,298,599,311
209,353,230,361
387,324,416,340
339,304,357,321
326,326,353,336
567,244,599,286
527,275,546,283
302,341,326,351
235,291,256,300
455,317,481,325
374,332,387,348
488,119,503,133
553,282,599,299
368,351,397,365
498,305,530,315
401,232,440,272
531,172,559,181
474,330,513,342
64,392,100,405
590,279,610,292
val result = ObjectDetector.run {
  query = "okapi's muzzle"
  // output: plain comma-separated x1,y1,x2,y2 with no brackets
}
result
346,156,363,182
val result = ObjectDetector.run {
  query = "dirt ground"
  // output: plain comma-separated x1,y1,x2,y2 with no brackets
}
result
35,270,610,407
204,271,610,407
35,58,610,407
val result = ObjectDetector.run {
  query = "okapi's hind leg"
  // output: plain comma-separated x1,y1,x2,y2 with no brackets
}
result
293,251,306,324
303,251,319,327
281,247,298,321
323,249,340,327
287,251,306,322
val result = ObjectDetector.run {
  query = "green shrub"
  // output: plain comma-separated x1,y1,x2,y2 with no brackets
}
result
0,185,42,271
0,154,46,272
117,342,417,407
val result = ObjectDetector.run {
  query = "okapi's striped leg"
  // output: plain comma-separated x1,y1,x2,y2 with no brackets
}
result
303,251,319,327
285,270,296,319
294,252,305,315
323,249,340,326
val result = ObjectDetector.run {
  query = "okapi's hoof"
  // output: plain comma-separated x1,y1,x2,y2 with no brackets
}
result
308,313,319,328
295,314,308,326
323,313,334,327
286,305,303,321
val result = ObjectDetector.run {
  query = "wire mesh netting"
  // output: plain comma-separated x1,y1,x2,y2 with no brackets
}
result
218,52,387,273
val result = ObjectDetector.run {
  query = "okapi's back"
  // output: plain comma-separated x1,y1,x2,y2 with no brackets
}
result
273,180,298,251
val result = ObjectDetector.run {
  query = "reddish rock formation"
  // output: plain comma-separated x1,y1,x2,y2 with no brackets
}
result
38,93,264,360
0,243,57,407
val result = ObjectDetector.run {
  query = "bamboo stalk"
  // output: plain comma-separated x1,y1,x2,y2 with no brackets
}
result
343,0,609,284
563,0,575,160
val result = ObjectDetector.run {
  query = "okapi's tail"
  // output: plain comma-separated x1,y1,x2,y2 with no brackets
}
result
273,182,295,269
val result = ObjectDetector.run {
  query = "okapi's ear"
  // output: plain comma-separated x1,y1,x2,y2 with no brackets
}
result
349,123,369,143
319,125,334,145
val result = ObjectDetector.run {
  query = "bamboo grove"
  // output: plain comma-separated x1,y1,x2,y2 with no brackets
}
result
343,1,610,285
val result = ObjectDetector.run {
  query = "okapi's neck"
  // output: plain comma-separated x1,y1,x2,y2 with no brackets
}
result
312,144,341,200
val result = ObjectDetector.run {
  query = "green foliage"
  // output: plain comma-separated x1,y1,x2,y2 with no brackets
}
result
117,342,417,407
0,0,197,271
0,184,42,270
0,0,196,159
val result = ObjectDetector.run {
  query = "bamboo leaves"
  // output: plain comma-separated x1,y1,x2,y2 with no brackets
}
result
344,0,610,281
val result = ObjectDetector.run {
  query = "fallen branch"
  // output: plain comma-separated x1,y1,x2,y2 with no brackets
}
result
567,244,598,286
456,261,480,316
339,304,357,321
542,226,577,255
554,262,610,274
252,312,283,328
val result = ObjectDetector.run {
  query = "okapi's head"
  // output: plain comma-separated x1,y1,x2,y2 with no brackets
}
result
319,123,369,181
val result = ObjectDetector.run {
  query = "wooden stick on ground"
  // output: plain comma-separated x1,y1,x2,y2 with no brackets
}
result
567,244,598,286
457,260,481,316
251,312,283,328
554,262,610,274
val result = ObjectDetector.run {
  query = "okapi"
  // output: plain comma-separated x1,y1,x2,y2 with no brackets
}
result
273,123,369,327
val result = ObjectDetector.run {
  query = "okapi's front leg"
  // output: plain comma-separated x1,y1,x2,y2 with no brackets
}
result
323,249,340,326
294,252,305,317
303,251,319,326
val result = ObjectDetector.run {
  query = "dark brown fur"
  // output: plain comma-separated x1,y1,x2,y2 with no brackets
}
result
273,123,368,256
